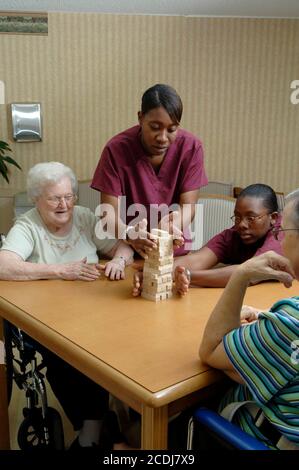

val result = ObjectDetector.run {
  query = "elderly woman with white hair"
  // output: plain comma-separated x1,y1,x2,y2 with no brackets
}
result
0,161,133,281
0,162,134,450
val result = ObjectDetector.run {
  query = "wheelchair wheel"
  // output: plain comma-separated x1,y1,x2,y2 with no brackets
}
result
18,407,65,450
18,409,45,449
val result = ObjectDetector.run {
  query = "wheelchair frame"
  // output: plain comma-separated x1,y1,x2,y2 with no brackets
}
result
4,321,65,449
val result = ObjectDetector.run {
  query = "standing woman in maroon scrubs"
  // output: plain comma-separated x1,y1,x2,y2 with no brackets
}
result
91,83,208,258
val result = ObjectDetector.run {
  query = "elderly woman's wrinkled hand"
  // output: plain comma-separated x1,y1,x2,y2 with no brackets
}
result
59,257,100,281
238,251,296,288
98,257,126,280
240,305,261,324
174,266,190,296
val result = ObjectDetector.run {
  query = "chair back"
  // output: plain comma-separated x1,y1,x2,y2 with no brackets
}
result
188,407,270,450
192,194,236,248
14,191,34,218
201,181,233,197
78,180,100,213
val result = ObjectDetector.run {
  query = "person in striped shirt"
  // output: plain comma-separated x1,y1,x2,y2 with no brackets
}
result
199,189,299,449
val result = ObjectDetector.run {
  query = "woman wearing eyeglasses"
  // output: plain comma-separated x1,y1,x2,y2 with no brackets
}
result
0,162,133,281
133,184,282,296
0,162,134,450
172,183,284,293
133,184,283,296
199,189,299,449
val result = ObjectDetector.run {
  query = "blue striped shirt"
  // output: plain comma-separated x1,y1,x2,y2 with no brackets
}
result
220,296,299,448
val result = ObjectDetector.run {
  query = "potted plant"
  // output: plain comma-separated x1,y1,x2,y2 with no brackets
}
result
0,140,22,183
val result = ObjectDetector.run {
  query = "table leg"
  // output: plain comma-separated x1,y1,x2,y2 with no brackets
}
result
141,404,168,449
0,318,10,449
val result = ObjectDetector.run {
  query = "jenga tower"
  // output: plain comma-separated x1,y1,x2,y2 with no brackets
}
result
141,228,173,302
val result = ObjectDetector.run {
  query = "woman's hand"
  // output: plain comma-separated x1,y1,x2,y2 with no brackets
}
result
159,211,184,248
127,219,157,258
238,251,295,288
58,257,100,281
240,305,261,324
132,267,143,296
98,257,126,280
174,266,190,296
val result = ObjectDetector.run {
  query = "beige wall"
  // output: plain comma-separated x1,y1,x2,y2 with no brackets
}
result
0,13,299,230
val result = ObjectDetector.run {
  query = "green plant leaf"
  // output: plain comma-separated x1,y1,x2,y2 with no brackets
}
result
0,158,9,183
0,157,8,172
0,170,9,183
0,141,12,152
2,156,22,170
0,140,21,182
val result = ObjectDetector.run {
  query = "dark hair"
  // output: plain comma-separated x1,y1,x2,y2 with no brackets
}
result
238,184,278,213
141,84,183,125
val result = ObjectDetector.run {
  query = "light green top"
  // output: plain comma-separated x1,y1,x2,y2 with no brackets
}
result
1,206,116,264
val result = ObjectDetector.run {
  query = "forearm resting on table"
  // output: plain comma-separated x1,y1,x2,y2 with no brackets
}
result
189,265,239,288
173,247,237,287
0,251,60,280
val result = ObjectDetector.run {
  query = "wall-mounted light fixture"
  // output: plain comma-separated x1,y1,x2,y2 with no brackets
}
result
10,103,42,142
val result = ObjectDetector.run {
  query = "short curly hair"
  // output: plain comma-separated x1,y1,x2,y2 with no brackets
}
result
27,162,78,202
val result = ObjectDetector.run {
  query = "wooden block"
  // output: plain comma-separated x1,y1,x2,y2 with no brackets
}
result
143,281,173,294
146,264,173,275
143,274,172,288
151,228,170,238
148,252,173,262
141,228,174,302
141,291,173,302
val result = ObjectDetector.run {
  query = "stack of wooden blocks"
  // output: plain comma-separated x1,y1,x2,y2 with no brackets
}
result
141,228,173,302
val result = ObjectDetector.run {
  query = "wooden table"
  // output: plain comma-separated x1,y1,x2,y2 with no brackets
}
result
0,272,297,449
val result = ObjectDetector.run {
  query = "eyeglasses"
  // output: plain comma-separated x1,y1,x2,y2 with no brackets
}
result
272,227,299,240
230,213,270,226
46,194,77,207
